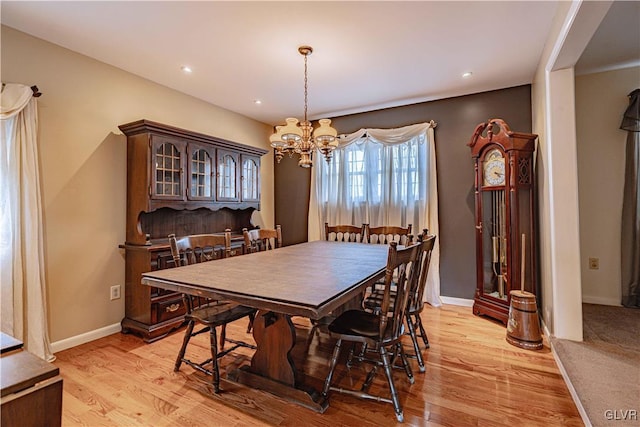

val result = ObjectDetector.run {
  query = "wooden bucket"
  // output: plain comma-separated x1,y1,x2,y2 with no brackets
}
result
506,290,543,350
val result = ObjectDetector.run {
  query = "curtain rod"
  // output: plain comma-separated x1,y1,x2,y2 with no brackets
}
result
31,85,42,97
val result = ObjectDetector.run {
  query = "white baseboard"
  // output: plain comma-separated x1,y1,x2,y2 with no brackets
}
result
540,318,552,339
440,296,474,307
50,323,121,354
581,295,621,307
549,338,592,427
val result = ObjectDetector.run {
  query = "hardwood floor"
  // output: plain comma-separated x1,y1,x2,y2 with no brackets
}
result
54,304,582,426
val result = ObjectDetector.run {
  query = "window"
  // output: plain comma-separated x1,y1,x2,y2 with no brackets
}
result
318,132,427,229
346,149,365,201
312,122,440,307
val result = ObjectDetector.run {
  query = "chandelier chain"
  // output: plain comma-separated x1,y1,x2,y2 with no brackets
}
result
303,53,308,123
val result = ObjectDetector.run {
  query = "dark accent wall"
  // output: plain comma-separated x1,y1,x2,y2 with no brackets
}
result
274,85,532,298
274,154,312,246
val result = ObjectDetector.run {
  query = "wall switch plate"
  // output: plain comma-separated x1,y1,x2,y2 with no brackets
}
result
110,285,121,300
588,257,599,270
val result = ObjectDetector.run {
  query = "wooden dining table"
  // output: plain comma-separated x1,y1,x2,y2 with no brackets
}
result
140,240,389,412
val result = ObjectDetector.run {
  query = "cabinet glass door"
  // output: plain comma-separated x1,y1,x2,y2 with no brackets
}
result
241,155,260,201
188,145,215,200
152,140,184,200
217,150,238,201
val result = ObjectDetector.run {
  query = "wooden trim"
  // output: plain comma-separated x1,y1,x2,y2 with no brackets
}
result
119,119,268,157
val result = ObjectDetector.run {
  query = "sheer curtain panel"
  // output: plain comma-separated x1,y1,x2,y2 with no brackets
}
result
0,83,53,360
309,122,441,306
620,88,640,308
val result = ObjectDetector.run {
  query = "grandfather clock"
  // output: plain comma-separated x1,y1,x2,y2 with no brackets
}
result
468,119,538,324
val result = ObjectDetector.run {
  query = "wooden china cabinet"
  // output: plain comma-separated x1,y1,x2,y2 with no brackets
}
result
119,120,267,342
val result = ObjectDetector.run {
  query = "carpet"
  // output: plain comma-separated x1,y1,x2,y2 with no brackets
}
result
551,304,640,427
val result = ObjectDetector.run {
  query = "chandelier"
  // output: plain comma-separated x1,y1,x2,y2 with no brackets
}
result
270,46,338,168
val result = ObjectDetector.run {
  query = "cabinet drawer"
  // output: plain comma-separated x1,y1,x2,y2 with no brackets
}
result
152,298,186,323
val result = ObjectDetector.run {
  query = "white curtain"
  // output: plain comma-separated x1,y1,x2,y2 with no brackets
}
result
620,88,640,308
309,121,441,306
0,83,53,361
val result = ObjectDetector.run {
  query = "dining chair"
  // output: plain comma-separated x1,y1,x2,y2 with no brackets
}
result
361,223,414,302
321,241,422,423
242,225,282,254
362,231,436,372
324,223,365,242
169,232,256,393
364,223,413,245
308,223,366,343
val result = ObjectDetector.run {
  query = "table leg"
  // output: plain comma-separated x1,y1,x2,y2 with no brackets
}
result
251,310,297,385
228,310,328,413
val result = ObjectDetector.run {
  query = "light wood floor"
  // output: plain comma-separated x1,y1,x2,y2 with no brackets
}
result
54,304,582,426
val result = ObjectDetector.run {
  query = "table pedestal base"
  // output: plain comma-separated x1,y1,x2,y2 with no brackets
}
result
227,309,329,412
228,367,328,413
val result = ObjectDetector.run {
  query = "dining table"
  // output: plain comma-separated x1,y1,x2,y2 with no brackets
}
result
140,240,390,412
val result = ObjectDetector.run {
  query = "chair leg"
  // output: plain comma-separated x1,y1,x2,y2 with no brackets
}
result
322,339,343,397
346,343,357,368
174,320,196,372
379,345,404,423
415,314,430,348
397,342,414,384
405,312,426,372
246,312,255,333
355,342,369,363
209,326,221,393
219,324,226,351
305,323,318,350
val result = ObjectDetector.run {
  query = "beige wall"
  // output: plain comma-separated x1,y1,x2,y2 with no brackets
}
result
576,66,640,306
1,26,274,345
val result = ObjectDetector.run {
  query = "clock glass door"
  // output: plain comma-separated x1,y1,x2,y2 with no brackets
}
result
481,188,508,301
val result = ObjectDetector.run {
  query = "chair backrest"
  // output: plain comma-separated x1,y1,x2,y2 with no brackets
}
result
243,225,282,253
169,231,231,267
407,231,437,314
365,224,413,245
377,241,421,342
324,223,365,242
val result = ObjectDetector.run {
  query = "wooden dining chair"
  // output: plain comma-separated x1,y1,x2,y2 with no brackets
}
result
404,233,436,370
308,223,366,343
362,230,436,372
364,223,413,245
361,223,414,301
169,232,256,393
321,241,422,423
324,223,365,242
242,225,282,254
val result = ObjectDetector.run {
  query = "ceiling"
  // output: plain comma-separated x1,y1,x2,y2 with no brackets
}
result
2,1,638,126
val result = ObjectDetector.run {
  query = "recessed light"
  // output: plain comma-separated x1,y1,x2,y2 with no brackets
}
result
254,99,262,105
462,71,473,78
181,65,192,74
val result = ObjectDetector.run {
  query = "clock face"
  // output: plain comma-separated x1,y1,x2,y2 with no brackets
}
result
483,149,505,186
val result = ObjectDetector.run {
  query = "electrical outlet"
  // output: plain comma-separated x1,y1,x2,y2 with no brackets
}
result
588,257,599,270
110,285,121,300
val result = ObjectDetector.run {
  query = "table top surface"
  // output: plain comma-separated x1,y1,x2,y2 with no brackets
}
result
142,241,389,318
